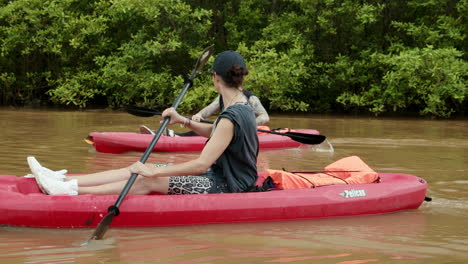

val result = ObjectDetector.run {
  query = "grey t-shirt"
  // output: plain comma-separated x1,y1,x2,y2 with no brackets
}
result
210,103,259,192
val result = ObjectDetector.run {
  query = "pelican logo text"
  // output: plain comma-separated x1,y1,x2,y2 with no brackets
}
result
339,189,366,198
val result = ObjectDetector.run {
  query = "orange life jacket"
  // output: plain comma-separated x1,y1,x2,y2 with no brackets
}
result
263,156,380,189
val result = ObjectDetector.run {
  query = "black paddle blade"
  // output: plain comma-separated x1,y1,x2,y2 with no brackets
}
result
126,105,161,117
284,132,327,145
88,211,115,241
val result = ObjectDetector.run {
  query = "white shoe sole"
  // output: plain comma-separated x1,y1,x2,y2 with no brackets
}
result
27,157,66,181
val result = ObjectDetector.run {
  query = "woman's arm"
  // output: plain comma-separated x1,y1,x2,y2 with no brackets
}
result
182,117,214,138
161,107,213,137
249,96,270,125
131,118,234,177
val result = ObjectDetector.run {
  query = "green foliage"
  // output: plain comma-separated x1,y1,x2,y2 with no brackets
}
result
337,47,467,117
0,0,212,109
241,42,310,112
0,0,466,118
223,0,271,46
177,70,218,113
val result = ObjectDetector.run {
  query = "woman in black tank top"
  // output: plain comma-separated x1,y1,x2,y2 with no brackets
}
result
28,51,259,196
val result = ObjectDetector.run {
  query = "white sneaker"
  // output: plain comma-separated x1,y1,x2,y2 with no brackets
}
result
167,129,175,137
27,157,78,195
23,169,67,179
36,171,78,195
27,157,67,181
139,125,155,135
39,177,78,196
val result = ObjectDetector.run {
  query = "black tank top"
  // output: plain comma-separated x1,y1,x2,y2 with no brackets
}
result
210,103,259,192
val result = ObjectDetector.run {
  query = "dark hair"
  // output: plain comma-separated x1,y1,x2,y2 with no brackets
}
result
222,65,249,88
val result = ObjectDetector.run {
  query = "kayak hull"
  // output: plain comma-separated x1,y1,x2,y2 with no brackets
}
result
0,173,427,228
88,129,321,153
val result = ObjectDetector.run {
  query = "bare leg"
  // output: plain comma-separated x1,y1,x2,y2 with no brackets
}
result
65,167,133,187
78,176,170,195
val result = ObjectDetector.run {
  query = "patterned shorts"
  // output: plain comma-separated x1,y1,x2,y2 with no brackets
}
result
154,163,228,195
167,175,216,195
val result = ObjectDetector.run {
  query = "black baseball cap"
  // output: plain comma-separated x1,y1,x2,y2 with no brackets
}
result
212,50,246,80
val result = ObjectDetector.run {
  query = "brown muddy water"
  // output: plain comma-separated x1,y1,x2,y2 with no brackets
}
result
0,108,467,264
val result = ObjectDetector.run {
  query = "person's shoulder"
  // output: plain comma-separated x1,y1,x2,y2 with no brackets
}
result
243,89,254,98
234,102,251,109
234,103,255,116
248,95,260,101
222,103,250,115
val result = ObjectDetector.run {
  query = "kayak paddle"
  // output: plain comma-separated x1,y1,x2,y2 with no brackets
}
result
87,45,213,242
126,105,327,145
126,105,162,117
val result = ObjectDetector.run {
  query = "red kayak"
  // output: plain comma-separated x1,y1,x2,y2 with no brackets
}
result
87,129,321,154
0,173,427,228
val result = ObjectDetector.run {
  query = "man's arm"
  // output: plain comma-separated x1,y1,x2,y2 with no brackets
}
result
249,96,270,125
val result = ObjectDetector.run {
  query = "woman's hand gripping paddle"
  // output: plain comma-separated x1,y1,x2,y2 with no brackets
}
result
86,46,214,242
127,106,327,145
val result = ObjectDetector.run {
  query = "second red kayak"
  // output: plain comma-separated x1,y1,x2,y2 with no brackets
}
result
87,129,321,154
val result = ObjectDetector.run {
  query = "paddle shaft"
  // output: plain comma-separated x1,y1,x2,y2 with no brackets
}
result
88,46,213,241
113,42,214,209
114,80,192,208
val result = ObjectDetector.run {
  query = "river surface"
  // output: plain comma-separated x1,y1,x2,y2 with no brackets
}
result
0,108,467,264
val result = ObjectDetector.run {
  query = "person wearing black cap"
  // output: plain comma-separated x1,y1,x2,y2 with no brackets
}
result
140,50,269,136
195,51,269,123
27,51,260,196
166,50,269,137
